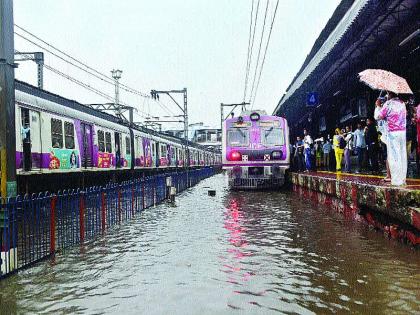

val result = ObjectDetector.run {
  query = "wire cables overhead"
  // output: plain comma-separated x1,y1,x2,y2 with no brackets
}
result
243,0,256,102
14,24,176,120
14,24,149,98
251,0,279,108
242,0,280,109
248,0,270,103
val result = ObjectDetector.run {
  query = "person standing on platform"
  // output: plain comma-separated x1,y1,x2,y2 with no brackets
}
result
353,122,366,173
333,128,344,172
344,126,353,173
374,92,407,186
322,138,332,170
365,118,379,174
303,129,313,172
294,136,304,172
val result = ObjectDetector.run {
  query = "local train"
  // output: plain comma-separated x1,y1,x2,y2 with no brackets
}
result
222,110,290,189
14,81,221,178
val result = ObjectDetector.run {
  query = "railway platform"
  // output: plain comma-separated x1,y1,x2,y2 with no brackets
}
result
291,171,420,246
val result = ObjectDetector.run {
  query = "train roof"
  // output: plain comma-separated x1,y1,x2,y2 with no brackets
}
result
15,80,212,152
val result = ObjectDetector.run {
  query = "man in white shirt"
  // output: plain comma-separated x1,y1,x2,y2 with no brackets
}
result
353,122,366,173
303,129,313,172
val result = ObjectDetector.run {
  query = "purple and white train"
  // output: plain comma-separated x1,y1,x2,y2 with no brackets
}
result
222,110,290,189
14,81,221,177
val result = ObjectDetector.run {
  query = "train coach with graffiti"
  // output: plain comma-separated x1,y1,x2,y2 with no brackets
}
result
13,81,221,192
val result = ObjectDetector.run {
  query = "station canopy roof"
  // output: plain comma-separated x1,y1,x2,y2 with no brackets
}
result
273,0,419,121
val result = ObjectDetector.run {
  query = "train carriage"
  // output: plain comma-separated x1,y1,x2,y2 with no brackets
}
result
14,81,221,187
222,110,290,189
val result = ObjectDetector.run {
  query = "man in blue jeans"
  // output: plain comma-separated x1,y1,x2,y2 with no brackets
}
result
303,129,313,172
353,122,366,173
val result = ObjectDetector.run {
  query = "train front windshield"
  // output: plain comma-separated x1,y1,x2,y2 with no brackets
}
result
261,127,284,146
228,128,249,147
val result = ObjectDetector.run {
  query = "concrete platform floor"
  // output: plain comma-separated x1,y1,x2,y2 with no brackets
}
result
290,171,420,245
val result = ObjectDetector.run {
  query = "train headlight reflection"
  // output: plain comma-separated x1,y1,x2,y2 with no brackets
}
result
271,150,283,159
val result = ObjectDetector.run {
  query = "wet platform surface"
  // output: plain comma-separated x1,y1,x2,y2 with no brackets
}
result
309,171,420,191
291,171,420,245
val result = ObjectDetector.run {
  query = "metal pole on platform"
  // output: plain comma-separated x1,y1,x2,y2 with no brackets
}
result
0,0,17,198
111,69,122,118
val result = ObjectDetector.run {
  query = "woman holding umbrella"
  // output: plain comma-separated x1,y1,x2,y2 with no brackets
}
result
359,69,412,186
374,91,407,185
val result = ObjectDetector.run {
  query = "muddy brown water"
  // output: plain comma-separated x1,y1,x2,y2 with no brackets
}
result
0,173,419,314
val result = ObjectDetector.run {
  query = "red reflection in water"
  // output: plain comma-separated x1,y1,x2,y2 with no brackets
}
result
221,198,254,287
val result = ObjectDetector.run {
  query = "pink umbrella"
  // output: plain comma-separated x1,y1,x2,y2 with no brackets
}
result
358,69,413,94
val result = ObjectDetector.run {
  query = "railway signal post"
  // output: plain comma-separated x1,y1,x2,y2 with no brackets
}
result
0,0,17,198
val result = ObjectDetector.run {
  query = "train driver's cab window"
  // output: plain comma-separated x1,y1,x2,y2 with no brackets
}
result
64,122,75,149
262,127,284,146
105,132,112,153
98,130,105,152
51,118,63,148
228,128,249,147
126,136,130,154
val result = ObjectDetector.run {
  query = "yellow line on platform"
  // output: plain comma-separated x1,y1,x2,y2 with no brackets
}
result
316,171,383,179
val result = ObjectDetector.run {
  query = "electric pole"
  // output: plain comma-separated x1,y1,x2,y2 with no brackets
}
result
150,88,188,166
111,69,122,118
220,102,250,129
0,0,17,197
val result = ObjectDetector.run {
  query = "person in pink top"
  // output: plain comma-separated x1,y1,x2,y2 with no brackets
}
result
374,91,407,186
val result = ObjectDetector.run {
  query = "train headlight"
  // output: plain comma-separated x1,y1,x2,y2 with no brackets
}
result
228,151,242,161
272,150,283,159
250,112,260,121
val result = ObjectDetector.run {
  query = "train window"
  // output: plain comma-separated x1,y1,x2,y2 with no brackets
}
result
160,144,166,157
51,118,63,148
64,122,75,149
228,128,249,147
105,132,112,153
262,127,284,146
98,130,105,152
126,136,130,154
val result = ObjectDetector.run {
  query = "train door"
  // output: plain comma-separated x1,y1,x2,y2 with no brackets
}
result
30,111,42,169
20,108,31,171
21,108,42,171
155,141,160,167
80,123,93,168
115,132,121,168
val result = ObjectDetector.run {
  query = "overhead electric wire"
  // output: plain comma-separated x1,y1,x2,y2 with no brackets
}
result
248,0,270,104
243,0,261,102
243,0,255,102
14,25,180,119
250,0,280,109
15,50,150,118
14,24,149,98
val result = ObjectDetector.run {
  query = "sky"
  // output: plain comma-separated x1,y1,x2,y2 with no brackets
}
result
13,0,341,129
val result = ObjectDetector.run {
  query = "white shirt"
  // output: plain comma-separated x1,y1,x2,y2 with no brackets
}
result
303,135,313,149
344,133,353,149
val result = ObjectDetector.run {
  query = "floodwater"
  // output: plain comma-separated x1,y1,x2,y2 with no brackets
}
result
0,173,419,314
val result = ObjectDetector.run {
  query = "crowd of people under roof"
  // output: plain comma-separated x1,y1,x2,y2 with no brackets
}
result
291,92,418,186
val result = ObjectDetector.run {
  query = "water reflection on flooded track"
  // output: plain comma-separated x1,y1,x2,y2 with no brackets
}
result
0,173,419,314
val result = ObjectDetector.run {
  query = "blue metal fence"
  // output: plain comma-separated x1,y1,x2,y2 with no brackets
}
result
0,167,216,278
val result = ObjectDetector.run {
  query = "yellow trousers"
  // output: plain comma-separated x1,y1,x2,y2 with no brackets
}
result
335,149,344,171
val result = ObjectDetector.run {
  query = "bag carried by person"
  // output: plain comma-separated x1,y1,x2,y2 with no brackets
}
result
339,136,346,149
